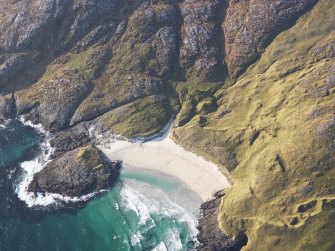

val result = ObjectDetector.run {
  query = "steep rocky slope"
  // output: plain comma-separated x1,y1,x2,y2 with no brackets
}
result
28,144,121,197
223,0,317,80
173,0,335,250
0,0,317,136
1,0,334,250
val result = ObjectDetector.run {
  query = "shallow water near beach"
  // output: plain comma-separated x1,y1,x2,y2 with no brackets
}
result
0,120,200,251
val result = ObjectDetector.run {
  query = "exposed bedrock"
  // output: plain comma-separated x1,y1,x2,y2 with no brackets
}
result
15,68,93,132
0,93,16,120
28,144,121,197
1,0,333,249
180,0,226,82
196,191,246,251
50,123,91,158
223,0,318,80
0,0,318,133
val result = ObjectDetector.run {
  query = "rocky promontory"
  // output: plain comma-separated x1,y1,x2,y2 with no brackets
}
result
28,144,121,197
1,0,335,249
196,190,249,251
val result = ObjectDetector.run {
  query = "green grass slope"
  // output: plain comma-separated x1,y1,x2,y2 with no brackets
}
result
172,0,335,249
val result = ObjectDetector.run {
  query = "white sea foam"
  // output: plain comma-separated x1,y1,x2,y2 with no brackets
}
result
15,117,105,208
0,119,10,129
19,116,46,134
12,118,202,250
119,180,199,250
130,231,143,247
152,242,168,251
98,117,231,202
15,117,55,207
120,186,152,225
164,228,183,251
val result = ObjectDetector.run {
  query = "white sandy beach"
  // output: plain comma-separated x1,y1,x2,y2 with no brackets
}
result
98,122,231,202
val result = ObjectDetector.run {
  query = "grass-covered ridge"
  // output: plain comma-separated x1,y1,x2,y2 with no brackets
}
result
172,0,335,249
101,95,173,138
77,144,107,170
3,1,334,248
11,0,182,133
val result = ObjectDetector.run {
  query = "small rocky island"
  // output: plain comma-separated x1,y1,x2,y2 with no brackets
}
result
28,144,121,197
1,0,335,249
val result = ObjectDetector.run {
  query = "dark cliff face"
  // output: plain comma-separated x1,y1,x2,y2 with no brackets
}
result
180,0,225,82
223,0,318,80
0,0,317,134
196,191,242,251
2,0,335,250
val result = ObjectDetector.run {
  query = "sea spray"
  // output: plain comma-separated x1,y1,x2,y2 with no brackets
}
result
1,175,200,250
117,178,199,250
15,118,105,208
7,118,201,250
0,119,9,129
0,119,40,167
15,117,55,207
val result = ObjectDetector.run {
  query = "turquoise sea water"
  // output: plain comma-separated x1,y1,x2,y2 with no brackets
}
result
0,120,198,251
0,120,40,167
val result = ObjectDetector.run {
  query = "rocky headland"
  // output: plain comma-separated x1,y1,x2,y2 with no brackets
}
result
197,190,241,251
28,144,121,197
1,0,335,250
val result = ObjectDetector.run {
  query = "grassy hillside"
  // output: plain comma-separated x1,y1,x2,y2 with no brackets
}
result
1,0,334,249
172,0,335,249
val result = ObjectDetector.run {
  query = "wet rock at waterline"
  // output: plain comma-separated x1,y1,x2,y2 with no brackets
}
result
197,190,244,251
0,94,16,120
28,144,121,197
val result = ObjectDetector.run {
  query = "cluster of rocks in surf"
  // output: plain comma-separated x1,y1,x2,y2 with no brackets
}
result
28,144,121,197
0,0,325,248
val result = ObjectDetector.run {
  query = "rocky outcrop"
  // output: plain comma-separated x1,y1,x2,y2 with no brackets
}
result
69,0,182,129
0,0,69,52
0,54,36,88
70,74,165,125
175,1,335,249
180,0,225,82
57,0,118,53
197,191,242,251
0,0,132,91
50,123,91,158
28,144,121,197
0,0,70,90
15,68,93,132
1,0,334,249
223,0,318,80
0,94,15,120
0,0,317,135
